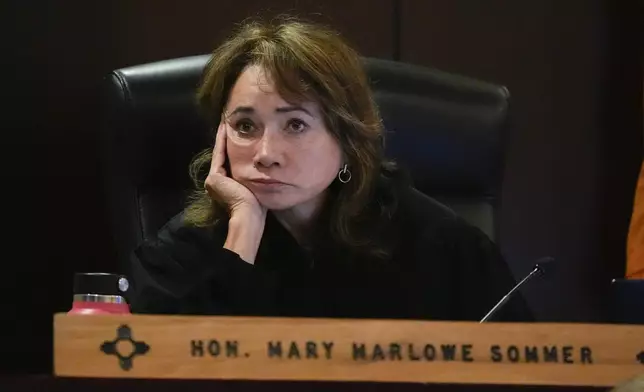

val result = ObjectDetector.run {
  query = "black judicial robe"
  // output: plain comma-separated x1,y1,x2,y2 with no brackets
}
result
128,186,533,322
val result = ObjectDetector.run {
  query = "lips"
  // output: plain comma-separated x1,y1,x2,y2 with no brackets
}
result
248,178,288,185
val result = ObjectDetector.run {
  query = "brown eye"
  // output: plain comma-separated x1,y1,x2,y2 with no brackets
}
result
235,120,255,134
287,119,308,133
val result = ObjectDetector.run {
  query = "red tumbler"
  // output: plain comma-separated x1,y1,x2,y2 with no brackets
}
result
68,272,131,315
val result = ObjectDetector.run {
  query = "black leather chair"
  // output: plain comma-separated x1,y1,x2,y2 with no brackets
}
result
101,55,510,271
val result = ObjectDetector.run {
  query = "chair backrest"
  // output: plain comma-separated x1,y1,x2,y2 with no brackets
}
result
101,55,510,269
610,279,644,324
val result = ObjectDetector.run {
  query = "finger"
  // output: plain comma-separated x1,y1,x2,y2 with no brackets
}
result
210,121,227,172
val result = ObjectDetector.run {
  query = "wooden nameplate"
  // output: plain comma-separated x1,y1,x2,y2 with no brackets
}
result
53,313,644,387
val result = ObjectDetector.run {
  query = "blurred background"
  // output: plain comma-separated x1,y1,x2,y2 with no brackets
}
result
1,0,642,376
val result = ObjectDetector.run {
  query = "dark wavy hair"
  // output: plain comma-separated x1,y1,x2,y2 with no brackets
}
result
185,16,405,259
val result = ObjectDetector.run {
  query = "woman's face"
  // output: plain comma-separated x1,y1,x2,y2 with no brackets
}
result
224,65,343,211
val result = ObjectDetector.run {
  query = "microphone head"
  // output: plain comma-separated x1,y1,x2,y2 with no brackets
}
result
533,257,555,276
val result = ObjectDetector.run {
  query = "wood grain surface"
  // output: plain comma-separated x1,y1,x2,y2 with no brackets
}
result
54,314,644,387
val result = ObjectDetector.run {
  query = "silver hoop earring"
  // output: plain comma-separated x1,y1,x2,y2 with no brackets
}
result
338,164,352,183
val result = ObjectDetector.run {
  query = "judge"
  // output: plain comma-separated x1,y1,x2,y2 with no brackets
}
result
128,17,532,322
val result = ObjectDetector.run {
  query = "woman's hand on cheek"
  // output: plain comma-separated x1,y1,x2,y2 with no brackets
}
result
204,122,266,220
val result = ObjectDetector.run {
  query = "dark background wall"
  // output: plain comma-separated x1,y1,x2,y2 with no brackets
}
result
2,0,642,375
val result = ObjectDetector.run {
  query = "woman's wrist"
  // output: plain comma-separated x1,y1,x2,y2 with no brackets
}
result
224,209,266,264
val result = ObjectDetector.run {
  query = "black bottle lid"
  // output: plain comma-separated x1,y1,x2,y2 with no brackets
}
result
73,272,129,296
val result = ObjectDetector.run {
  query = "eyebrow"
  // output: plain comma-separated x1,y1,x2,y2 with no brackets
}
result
228,105,312,117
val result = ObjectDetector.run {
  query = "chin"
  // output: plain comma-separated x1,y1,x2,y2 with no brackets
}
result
252,187,327,212
255,195,302,211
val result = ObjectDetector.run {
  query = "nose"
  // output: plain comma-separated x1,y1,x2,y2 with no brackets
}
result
253,129,284,169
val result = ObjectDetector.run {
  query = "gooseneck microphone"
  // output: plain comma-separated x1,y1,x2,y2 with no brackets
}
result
479,257,555,323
